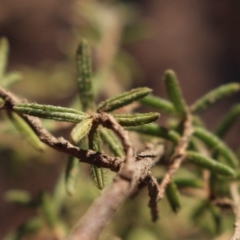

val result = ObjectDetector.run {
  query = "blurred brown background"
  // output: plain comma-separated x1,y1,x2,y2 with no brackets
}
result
1,0,240,239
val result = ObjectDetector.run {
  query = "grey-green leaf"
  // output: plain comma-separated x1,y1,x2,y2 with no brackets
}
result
97,87,152,112
14,103,89,123
186,151,236,177
191,83,240,114
140,94,176,114
77,39,94,111
194,126,238,168
89,129,105,189
112,112,160,126
65,156,81,195
215,104,240,138
100,127,124,157
128,123,180,143
8,112,45,151
164,70,187,116
70,117,93,144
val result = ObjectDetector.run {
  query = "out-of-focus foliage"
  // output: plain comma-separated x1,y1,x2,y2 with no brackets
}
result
1,1,240,240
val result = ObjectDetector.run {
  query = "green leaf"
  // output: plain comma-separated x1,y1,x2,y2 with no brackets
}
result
14,103,89,123
41,193,58,228
1,71,22,87
100,127,124,157
166,181,181,212
215,104,240,138
89,129,105,190
70,117,93,144
128,123,180,143
194,126,238,168
5,190,32,206
191,83,240,114
191,200,208,221
0,37,9,78
112,112,160,126
174,177,203,189
164,70,187,115
8,112,45,151
17,217,44,237
140,94,176,114
186,151,236,177
65,156,81,195
209,203,221,234
97,87,152,112
76,39,94,111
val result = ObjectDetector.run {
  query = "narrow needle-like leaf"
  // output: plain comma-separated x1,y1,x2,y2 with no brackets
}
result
194,127,238,168
100,127,124,157
70,118,93,144
14,103,89,123
191,83,240,114
186,151,236,177
174,177,203,189
140,94,176,114
166,181,181,213
215,104,240,138
8,112,45,151
128,123,180,143
89,129,105,190
0,37,9,78
164,70,187,116
76,39,94,111
65,156,81,195
112,112,160,126
97,87,152,112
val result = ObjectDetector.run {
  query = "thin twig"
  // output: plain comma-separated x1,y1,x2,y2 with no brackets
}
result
158,109,193,200
67,147,164,240
144,174,159,221
230,182,240,240
0,86,165,239
0,86,123,172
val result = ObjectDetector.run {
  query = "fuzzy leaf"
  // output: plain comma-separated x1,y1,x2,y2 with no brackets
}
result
0,37,9,78
215,104,240,138
166,181,181,212
70,117,93,144
77,39,94,111
100,127,124,157
89,129,105,189
191,83,240,114
14,103,89,123
128,123,180,143
65,156,81,195
97,87,152,112
112,112,160,126
194,126,238,168
164,70,187,115
8,112,45,151
186,151,236,177
140,94,176,114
